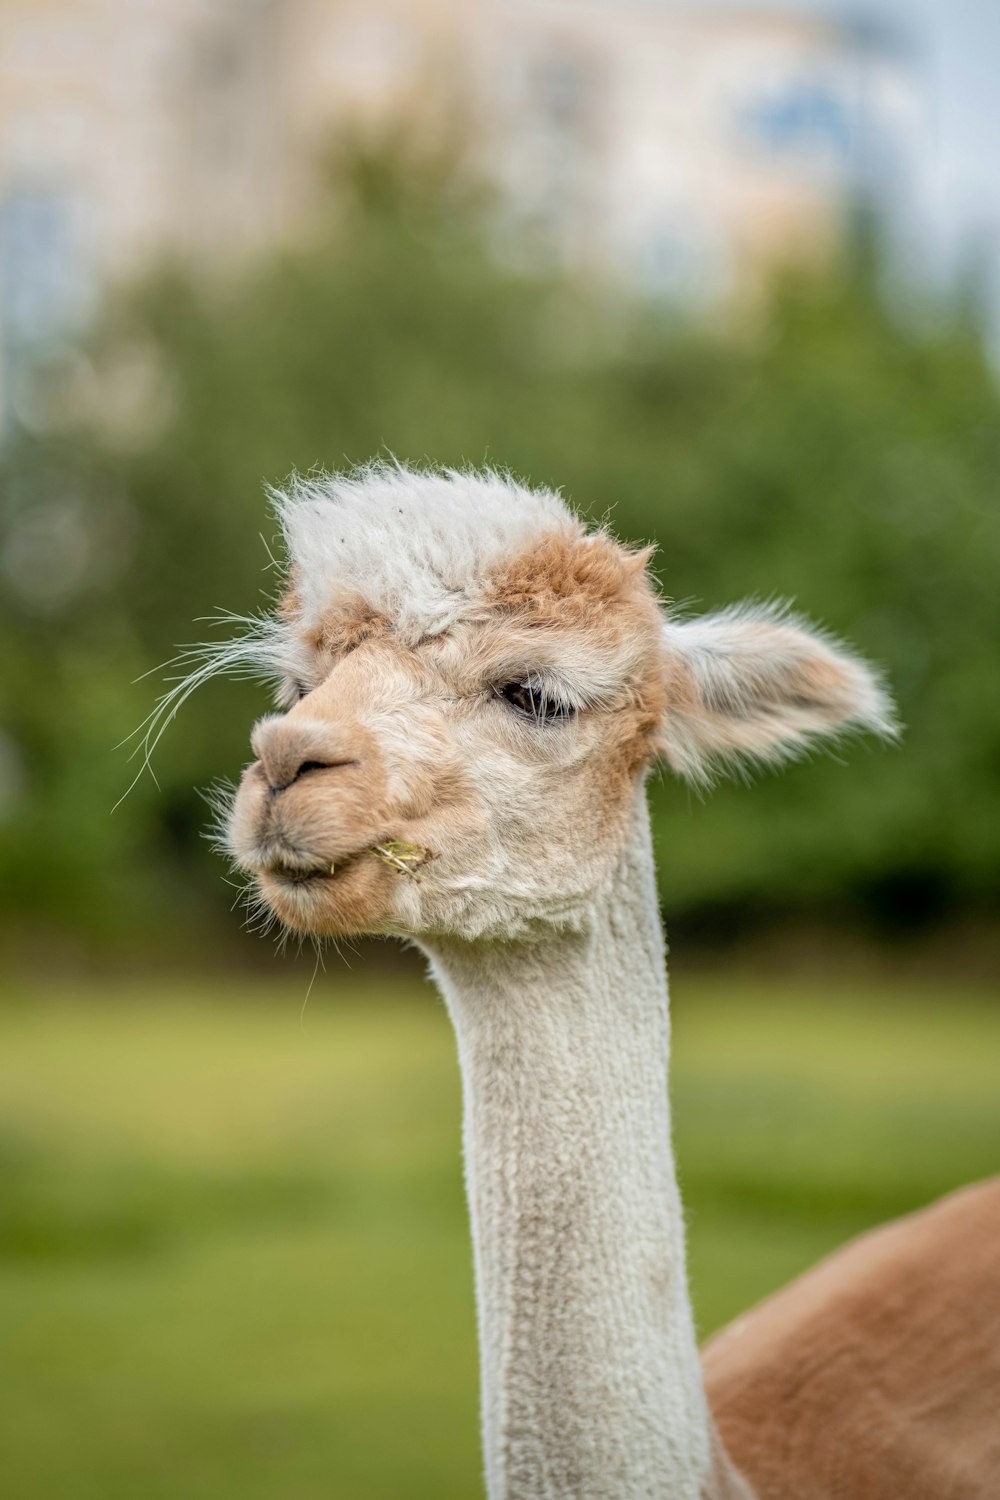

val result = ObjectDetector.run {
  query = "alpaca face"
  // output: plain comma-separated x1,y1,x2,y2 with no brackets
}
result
227,534,668,942
220,466,894,942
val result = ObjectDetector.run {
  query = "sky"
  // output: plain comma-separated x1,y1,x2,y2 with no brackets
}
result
692,0,1000,288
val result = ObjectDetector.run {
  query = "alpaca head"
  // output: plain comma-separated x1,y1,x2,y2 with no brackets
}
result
222,465,894,942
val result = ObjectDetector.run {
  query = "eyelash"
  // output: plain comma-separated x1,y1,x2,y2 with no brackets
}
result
496,678,577,724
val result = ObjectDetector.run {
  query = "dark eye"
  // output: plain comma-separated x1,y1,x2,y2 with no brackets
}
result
295,682,310,702
498,679,576,723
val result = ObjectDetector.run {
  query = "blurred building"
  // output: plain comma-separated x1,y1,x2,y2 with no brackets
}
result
475,3,920,301
0,0,919,429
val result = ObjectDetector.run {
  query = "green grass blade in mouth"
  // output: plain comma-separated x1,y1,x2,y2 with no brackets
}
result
369,841,433,879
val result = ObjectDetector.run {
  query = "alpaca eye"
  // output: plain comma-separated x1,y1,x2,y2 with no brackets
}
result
499,679,576,723
295,682,310,701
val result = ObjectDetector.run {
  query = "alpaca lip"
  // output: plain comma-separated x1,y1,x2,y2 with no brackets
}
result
260,851,344,885
258,840,432,888
265,862,331,886
259,848,363,885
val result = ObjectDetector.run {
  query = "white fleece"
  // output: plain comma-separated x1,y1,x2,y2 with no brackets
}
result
425,785,713,1500
273,462,577,645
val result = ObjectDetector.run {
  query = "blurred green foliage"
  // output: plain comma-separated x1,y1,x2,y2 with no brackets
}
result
1,975,998,1499
2,147,998,947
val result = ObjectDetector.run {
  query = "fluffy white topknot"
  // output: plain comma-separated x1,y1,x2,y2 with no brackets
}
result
272,462,578,644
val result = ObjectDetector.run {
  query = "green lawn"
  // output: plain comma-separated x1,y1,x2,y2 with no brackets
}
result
1,973,997,1499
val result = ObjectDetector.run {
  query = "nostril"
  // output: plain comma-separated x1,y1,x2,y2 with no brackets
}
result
267,756,357,793
250,715,358,793
297,760,333,778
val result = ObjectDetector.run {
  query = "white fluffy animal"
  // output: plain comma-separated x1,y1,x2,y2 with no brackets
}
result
171,463,999,1499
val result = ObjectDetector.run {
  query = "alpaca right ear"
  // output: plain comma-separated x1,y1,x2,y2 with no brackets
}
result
657,603,896,784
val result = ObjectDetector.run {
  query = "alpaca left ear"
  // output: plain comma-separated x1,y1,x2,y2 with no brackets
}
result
657,603,897,784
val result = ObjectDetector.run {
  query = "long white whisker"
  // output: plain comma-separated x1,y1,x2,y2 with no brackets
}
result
115,613,295,809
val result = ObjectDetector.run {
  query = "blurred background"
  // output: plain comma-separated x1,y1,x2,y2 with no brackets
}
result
1,2,998,1496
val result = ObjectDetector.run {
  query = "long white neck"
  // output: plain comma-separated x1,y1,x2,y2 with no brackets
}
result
425,786,717,1500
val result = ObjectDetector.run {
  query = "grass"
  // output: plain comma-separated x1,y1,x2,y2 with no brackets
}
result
1,971,998,1499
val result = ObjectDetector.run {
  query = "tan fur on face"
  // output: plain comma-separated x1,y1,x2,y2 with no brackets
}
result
231,532,673,942
305,594,393,661
279,576,394,667
228,707,399,934
226,482,891,942
229,648,474,937
483,528,654,625
481,531,669,778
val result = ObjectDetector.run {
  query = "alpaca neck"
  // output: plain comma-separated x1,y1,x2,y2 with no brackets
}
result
425,786,715,1500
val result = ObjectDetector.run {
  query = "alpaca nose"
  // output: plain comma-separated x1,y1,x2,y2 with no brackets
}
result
250,714,356,793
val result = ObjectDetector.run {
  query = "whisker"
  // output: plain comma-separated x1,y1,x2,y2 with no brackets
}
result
115,613,296,810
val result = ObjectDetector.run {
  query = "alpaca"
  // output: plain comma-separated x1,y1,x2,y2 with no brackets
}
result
182,464,999,1499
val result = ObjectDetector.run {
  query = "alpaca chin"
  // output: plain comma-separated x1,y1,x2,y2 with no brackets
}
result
226,756,404,937
255,856,395,937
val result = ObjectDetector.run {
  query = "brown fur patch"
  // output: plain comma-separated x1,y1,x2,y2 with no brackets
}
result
483,529,655,626
279,569,393,663
305,594,393,661
480,531,668,777
703,1178,1000,1499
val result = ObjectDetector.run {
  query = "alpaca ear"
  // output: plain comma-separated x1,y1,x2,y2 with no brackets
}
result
657,603,897,784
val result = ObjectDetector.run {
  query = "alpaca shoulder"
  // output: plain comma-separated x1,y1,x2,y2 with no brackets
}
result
701,1177,1000,1500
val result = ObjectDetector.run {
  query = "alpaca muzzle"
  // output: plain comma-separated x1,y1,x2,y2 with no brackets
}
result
250,711,361,793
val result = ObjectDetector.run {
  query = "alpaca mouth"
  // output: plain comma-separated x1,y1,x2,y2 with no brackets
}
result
257,839,434,889
265,861,335,886
261,854,354,887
